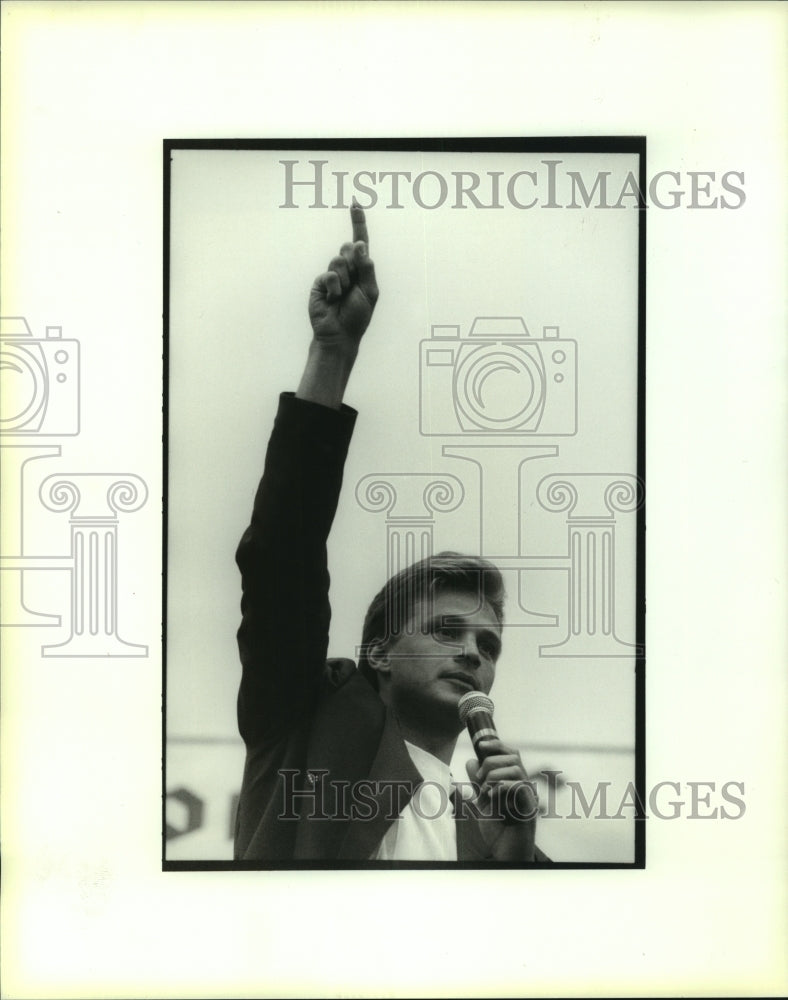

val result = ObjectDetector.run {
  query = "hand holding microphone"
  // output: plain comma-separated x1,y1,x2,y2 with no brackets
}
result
458,691,539,861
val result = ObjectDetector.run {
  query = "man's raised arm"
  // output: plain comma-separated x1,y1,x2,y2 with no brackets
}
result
235,205,378,745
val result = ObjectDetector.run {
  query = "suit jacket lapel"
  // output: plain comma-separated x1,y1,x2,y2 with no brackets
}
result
339,708,423,860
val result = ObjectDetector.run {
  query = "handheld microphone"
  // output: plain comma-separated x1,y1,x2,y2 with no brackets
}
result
458,691,499,762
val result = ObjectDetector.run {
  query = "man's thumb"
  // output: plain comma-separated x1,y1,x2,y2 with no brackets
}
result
465,758,481,783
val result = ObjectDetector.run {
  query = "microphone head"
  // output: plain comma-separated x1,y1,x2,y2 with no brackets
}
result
457,690,494,724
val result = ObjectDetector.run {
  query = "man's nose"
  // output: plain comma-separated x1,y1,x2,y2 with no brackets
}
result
454,633,481,667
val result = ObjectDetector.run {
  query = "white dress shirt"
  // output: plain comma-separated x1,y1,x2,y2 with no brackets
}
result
373,741,458,861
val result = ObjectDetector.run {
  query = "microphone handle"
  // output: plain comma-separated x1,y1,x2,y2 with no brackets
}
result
466,710,499,761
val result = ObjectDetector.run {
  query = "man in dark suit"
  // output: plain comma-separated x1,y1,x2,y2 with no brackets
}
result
234,202,546,863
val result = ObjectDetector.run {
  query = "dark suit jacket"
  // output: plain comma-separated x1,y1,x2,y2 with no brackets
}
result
234,393,549,863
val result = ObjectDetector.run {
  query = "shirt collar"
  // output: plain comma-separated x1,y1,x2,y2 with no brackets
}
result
403,740,454,792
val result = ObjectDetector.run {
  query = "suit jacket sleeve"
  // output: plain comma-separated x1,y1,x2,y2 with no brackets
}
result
235,392,357,745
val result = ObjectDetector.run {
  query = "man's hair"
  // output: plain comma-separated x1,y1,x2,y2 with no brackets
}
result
357,551,505,690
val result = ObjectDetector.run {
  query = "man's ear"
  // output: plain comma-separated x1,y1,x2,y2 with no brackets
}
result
367,642,391,675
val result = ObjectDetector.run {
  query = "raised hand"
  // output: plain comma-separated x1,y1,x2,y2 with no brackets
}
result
307,201,379,349
297,202,379,409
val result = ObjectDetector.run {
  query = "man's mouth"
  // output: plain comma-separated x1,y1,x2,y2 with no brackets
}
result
441,672,479,691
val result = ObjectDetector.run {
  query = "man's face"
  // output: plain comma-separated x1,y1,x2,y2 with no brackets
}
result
379,588,502,732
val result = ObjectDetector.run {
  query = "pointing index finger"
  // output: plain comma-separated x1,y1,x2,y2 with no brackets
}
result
350,198,369,248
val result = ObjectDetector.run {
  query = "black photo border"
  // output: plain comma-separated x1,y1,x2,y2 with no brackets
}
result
162,135,647,872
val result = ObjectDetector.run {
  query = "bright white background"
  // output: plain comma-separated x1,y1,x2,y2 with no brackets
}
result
2,2,786,997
